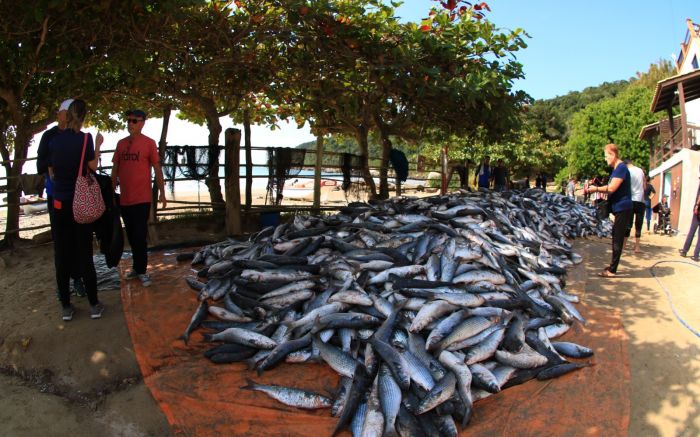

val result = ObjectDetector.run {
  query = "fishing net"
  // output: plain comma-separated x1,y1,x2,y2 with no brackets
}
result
340,152,363,201
162,146,212,194
266,147,307,205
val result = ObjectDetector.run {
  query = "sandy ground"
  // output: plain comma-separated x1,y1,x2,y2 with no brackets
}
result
1,209,699,436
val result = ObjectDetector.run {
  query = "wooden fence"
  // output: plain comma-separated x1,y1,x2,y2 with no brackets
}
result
1,130,447,238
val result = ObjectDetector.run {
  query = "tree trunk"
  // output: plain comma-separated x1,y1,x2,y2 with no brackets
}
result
2,126,31,248
201,99,224,212
225,128,242,235
373,113,392,200
355,125,377,199
244,109,252,210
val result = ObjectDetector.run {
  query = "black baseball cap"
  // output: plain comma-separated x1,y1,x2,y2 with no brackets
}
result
126,109,147,119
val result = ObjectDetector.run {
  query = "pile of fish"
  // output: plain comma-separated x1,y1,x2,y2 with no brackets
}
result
178,189,607,436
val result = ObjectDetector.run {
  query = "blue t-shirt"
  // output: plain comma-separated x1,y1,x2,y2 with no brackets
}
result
48,130,95,201
608,162,632,213
476,164,491,188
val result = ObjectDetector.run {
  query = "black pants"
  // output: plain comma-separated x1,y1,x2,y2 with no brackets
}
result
52,200,98,307
609,208,633,274
626,201,646,238
121,203,150,274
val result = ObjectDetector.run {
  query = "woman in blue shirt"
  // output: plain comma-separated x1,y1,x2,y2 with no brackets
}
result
48,100,104,321
587,143,633,277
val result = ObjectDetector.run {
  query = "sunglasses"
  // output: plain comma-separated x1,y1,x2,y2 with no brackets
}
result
127,118,143,124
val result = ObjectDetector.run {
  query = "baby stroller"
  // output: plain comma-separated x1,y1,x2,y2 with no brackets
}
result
652,202,672,235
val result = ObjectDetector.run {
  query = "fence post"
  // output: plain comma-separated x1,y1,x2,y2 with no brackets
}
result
244,110,253,210
225,128,242,235
441,145,448,195
313,135,324,212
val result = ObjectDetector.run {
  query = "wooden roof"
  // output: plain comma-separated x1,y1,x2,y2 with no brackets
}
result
639,116,681,140
650,69,700,112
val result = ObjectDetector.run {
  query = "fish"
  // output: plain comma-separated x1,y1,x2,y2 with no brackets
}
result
179,300,208,344
203,327,278,349
179,189,607,433
242,378,332,409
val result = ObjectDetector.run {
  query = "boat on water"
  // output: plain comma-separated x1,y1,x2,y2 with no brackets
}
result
282,178,338,201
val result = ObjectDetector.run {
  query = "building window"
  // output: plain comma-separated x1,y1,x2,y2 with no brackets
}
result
693,55,699,70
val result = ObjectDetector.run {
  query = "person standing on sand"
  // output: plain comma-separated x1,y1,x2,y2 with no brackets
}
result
679,166,700,261
587,144,633,278
491,159,508,192
37,98,95,298
47,100,104,321
644,175,656,233
111,109,166,287
474,156,491,189
624,160,646,253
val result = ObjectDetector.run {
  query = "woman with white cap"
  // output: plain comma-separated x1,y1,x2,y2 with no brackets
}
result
48,99,105,321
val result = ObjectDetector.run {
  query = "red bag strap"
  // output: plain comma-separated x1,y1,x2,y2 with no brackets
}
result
77,133,88,178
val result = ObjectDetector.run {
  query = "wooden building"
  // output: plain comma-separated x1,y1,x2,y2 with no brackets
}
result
641,19,700,233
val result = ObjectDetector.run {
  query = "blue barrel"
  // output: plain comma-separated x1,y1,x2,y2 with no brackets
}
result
260,211,280,228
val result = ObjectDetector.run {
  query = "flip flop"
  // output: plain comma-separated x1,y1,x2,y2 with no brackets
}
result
597,270,616,278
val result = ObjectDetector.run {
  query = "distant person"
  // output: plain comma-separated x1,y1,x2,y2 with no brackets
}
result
566,178,576,199
625,160,646,253
587,144,632,278
491,159,508,192
583,178,591,204
644,175,656,232
111,109,167,287
37,98,93,298
473,156,491,189
47,99,104,321
446,160,469,189
679,166,700,261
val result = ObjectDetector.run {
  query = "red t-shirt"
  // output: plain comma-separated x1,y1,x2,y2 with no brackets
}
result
113,134,159,206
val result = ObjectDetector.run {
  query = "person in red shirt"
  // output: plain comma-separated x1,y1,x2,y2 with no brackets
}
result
111,109,166,286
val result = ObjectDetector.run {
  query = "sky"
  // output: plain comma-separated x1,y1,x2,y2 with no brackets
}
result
13,1,700,178
397,0,698,100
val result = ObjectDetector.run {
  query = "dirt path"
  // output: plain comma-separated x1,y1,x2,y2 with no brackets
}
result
575,232,700,437
0,229,699,436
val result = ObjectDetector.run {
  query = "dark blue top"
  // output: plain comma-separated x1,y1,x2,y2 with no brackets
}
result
48,130,94,201
609,162,632,213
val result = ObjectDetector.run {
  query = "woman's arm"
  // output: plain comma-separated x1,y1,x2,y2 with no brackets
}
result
590,177,624,194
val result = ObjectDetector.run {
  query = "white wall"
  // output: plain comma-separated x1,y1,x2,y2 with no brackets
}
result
650,148,700,233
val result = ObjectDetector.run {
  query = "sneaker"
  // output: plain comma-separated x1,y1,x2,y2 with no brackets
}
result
90,302,105,319
62,305,75,321
138,274,152,287
691,256,700,262
125,270,139,280
71,278,87,297
679,249,687,257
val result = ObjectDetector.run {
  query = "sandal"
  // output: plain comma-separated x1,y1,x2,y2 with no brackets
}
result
597,270,616,278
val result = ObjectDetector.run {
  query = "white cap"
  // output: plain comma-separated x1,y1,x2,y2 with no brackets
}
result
58,99,74,112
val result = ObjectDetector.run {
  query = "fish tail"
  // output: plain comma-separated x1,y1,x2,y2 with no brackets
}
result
241,377,258,390
178,333,189,345
460,405,473,429
383,425,399,437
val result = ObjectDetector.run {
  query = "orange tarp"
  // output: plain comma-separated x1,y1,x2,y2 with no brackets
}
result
121,251,630,436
